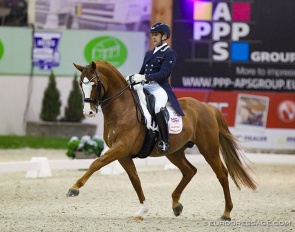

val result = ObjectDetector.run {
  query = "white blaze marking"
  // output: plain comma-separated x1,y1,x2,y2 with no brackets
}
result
82,77,95,117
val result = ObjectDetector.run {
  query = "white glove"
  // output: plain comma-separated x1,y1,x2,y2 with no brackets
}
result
132,74,147,83
125,74,134,84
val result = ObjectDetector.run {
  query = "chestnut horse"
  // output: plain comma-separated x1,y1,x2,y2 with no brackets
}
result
66,60,257,221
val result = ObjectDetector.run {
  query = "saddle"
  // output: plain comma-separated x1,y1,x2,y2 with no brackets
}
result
130,84,182,159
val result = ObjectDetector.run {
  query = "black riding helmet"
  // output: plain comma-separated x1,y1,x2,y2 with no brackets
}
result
150,22,171,41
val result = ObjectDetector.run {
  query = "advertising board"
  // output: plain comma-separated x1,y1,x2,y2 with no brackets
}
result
171,0,295,150
0,27,145,76
172,0,295,92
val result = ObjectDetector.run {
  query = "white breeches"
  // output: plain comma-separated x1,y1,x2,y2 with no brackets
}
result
144,82,168,113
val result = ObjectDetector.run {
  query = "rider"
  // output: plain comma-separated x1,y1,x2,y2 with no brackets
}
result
131,22,184,153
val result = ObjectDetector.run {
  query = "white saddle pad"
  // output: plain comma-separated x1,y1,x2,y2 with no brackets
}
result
131,84,183,134
167,106,182,134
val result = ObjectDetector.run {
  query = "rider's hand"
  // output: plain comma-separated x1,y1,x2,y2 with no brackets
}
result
125,74,134,84
132,74,147,83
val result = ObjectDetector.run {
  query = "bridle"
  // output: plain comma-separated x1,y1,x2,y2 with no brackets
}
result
80,69,131,112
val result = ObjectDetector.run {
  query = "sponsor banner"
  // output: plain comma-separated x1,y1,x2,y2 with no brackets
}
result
174,89,295,150
0,27,145,76
33,31,62,71
230,128,295,150
0,28,32,75
172,0,295,92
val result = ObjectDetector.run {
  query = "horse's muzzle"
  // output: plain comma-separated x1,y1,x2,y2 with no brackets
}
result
83,109,96,117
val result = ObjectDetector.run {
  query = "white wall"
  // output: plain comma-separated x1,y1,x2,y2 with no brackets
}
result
0,75,104,136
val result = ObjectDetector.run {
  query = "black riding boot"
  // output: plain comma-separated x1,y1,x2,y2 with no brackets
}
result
155,110,170,153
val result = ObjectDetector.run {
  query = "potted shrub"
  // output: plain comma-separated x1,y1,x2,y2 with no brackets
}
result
66,135,104,159
40,70,61,121
26,72,97,138
64,73,85,122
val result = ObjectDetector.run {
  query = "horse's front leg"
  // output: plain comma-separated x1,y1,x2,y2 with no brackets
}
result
118,157,148,221
66,147,124,197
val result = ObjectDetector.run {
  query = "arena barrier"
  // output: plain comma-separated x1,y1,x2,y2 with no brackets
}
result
0,153,294,178
0,155,207,178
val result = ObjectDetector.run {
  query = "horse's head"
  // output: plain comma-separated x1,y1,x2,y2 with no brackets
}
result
74,60,130,117
74,61,104,117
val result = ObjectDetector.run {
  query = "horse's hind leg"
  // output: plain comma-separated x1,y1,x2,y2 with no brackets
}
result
200,147,233,221
118,157,148,221
166,150,197,217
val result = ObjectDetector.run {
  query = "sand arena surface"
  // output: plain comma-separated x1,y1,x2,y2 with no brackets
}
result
0,149,294,232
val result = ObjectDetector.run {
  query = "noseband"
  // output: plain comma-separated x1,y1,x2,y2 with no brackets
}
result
81,69,130,112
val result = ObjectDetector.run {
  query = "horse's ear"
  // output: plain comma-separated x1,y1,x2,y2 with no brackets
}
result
73,63,84,72
91,61,97,71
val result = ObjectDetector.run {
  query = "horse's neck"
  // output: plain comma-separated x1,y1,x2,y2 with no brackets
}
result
102,89,135,126
99,68,135,122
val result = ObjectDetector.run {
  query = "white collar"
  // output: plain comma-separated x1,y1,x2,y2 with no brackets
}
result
153,43,168,54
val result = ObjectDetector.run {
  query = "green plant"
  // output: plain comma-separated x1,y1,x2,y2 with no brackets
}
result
64,73,85,122
40,71,61,121
66,135,104,159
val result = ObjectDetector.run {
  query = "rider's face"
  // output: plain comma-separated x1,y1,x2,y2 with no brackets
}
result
151,32,167,47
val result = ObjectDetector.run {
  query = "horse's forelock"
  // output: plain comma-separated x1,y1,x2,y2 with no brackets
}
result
83,63,97,78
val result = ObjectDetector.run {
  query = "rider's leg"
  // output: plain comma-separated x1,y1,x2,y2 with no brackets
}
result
155,107,170,153
143,83,169,153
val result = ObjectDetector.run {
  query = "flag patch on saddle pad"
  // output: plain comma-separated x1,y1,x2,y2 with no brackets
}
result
167,106,182,134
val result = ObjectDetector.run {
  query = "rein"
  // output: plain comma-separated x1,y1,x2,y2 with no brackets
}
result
101,85,131,110
81,69,131,111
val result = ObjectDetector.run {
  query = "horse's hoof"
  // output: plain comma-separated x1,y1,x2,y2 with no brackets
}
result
133,216,144,221
173,204,183,216
220,215,231,221
66,188,79,197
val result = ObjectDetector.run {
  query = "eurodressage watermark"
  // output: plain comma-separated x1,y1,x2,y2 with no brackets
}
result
204,220,292,227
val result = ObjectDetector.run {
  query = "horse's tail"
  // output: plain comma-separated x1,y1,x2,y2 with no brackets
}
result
208,104,257,191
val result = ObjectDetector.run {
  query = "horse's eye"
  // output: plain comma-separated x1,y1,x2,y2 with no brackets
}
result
92,84,97,88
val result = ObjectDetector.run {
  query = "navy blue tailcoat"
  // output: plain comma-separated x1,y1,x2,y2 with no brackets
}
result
139,45,184,116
